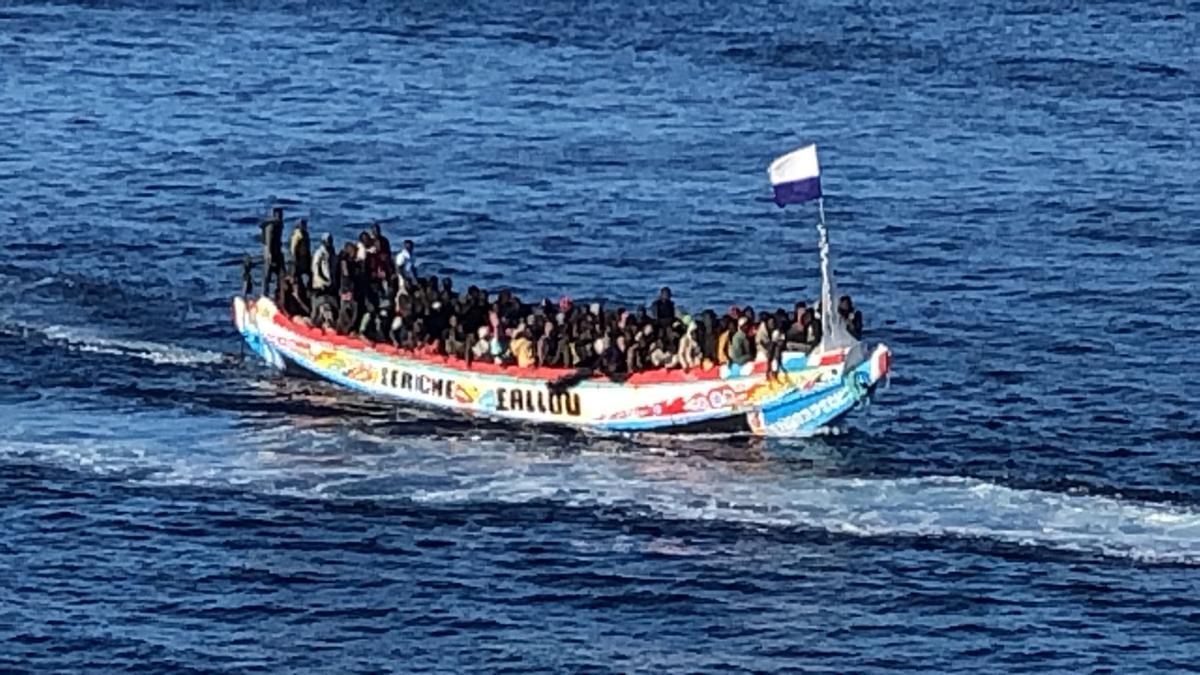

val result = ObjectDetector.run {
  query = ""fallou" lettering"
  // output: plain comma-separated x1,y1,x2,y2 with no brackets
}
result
495,387,582,417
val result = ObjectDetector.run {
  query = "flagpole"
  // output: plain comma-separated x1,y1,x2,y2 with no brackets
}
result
816,197,836,351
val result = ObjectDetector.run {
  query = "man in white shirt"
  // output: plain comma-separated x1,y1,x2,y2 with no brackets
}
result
395,239,417,291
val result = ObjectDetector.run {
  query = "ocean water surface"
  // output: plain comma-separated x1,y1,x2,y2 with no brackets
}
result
2,0,1199,671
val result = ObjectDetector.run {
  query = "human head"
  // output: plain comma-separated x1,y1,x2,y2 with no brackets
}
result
272,207,283,222
321,233,333,247
403,239,414,252
298,218,308,231
659,286,671,300
371,222,382,237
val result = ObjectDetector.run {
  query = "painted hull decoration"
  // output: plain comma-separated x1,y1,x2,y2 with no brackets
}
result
233,297,890,436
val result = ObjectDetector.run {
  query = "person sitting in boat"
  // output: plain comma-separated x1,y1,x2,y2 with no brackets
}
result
311,293,337,329
677,318,702,370
335,296,358,336
784,302,807,344
277,274,310,320
611,336,632,376
625,328,647,373
469,326,492,363
537,320,560,367
438,277,455,306
443,315,467,360
785,304,820,352
652,337,680,369
510,326,536,368
729,316,754,365
839,295,864,340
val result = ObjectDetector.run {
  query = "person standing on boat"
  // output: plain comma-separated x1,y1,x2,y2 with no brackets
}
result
260,207,284,297
311,233,335,297
395,239,417,292
240,254,254,297
651,286,675,326
716,315,735,365
370,223,393,294
335,242,359,334
289,219,311,289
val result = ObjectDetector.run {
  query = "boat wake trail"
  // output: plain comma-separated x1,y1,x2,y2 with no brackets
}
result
394,452,1200,566
18,322,231,366
5,423,1200,566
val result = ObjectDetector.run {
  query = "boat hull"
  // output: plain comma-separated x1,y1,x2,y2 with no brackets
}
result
233,297,890,436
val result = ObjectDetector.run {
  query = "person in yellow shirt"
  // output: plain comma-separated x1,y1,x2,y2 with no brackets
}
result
716,316,735,365
288,219,311,288
510,327,536,368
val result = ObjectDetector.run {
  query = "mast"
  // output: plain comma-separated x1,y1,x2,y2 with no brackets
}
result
814,197,855,353
817,197,836,348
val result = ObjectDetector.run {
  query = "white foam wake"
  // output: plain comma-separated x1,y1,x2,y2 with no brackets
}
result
392,455,1200,565
39,324,228,366
5,419,1200,566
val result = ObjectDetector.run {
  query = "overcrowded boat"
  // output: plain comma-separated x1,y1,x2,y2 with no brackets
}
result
233,145,892,436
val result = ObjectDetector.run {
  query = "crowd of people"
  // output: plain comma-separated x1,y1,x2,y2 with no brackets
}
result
246,208,865,379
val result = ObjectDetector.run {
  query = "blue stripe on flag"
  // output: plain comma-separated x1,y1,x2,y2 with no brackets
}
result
772,176,822,206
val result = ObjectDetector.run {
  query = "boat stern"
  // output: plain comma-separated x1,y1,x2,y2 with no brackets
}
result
233,296,287,370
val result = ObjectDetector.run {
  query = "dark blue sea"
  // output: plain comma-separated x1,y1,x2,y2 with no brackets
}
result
2,0,1199,671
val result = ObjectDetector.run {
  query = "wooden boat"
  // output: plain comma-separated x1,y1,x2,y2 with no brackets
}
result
233,296,890,435
233,144,892,435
